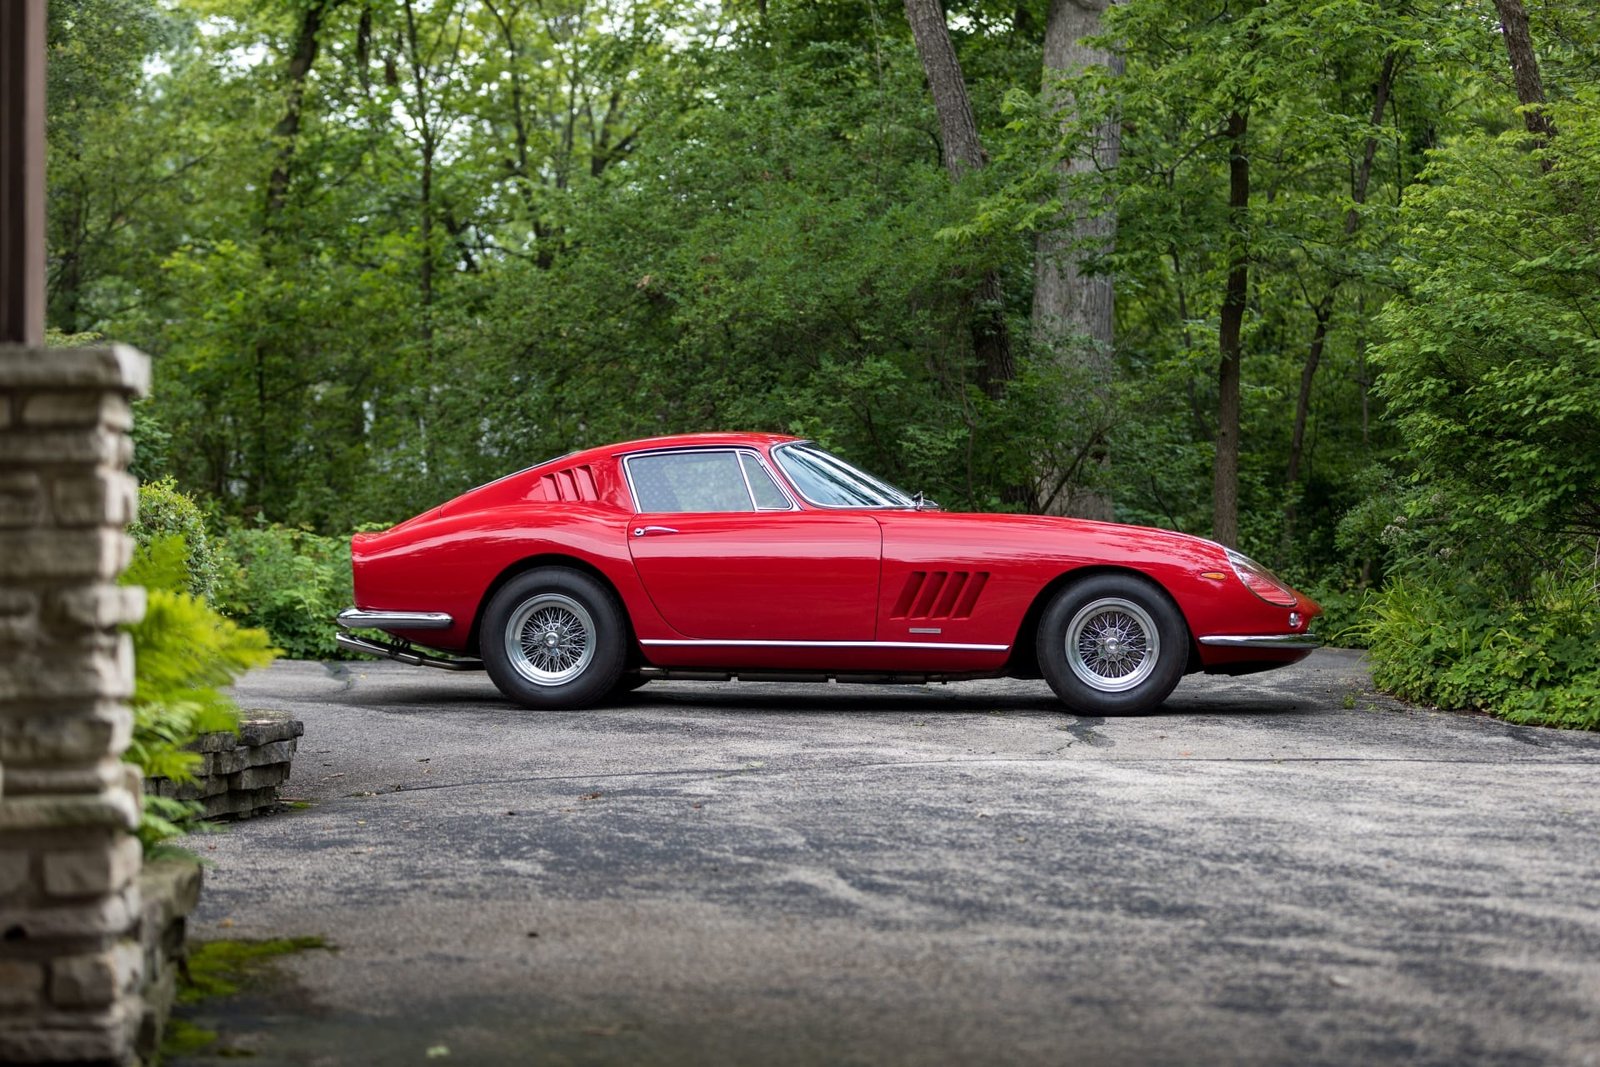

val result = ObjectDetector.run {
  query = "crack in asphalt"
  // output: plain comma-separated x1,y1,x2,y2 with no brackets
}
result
336,753,1600,799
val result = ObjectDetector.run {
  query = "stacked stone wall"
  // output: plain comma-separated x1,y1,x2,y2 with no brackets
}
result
0,345,149,1064
147,714,304,819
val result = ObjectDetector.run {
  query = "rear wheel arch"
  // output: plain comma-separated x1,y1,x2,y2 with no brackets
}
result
469,553,636,660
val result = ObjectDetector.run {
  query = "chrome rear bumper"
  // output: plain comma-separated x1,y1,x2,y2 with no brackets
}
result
1198,633,1323,649
336,608,454,630
335,608,482,671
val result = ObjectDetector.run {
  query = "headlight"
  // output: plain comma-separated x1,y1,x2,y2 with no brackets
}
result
1226,549,1298,607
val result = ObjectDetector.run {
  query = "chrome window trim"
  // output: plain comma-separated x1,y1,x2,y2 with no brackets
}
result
640,638,1009,652
737,451,792,511
1198,633,1323,649
621,447,797,514
770,442,916,511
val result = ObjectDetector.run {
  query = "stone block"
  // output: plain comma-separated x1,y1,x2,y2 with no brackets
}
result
237,716,305,746
48,584,146,631
0,471,43,528
203,748,247,776
166,776,231,801
0,344,151,395
1,760,126,797
0,704,133,765
0,851,30,898
242,739,296,769
235,764,290,791
0,588,39,642
0,427,132,469
0,1012,130,1065
21,392,133,431
0,790,140,834
42,835,141,899
48,950,119,1008
189,730,238,754
50,471,138,527
139,858,202,932
0,884,139,941
0,529,132,581
0,636,135,702
0,960,44,1009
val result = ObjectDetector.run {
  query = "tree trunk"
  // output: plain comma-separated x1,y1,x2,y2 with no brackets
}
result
903,0,1013,400
254,0,336,512
1033,0,1118,520
903,0,986,176
1282,52,1396,548
1213,109,1249,549
1490,0,1554,156
264,0,334,228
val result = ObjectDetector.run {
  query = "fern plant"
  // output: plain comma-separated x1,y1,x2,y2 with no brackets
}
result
123,533,278,850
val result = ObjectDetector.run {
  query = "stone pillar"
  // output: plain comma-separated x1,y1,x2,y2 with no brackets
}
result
0,344,149,1065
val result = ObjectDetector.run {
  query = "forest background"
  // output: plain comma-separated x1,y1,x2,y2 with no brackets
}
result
44,0,1600,728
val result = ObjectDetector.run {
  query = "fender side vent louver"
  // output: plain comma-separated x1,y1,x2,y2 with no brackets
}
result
890,571,989,620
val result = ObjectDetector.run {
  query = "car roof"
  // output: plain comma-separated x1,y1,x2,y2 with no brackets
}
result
580,431,802,459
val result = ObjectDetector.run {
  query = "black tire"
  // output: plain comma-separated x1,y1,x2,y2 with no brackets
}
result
1036,573,1188,715
612,674,650,695
480,568,626,709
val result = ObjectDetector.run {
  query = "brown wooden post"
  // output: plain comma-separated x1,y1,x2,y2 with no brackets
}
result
0,0,48,346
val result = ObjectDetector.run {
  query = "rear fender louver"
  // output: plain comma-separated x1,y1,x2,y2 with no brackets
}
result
890,571,989,620
535,465,599,502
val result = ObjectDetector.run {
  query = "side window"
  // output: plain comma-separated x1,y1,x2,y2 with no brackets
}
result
628,452,755,513
740,453,791,510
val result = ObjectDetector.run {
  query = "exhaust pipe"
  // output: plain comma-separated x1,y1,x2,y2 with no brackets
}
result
334,632,484,672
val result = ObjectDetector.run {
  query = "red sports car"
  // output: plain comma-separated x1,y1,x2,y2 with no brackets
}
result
337,432,1320,714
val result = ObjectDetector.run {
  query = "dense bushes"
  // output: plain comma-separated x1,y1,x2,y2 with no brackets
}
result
213,523,356,660
129,476,222,600
1361,571,1600,731
1362,92,1600,729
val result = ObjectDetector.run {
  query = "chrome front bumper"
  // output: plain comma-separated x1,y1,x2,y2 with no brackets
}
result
1198,633,1323,649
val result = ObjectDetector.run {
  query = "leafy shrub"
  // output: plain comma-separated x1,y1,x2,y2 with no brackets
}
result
123,535,278,849
215,522,355,660
130,477,221,601
1359,568,1600,731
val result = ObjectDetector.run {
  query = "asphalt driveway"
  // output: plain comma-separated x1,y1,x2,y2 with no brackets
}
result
175,650,1600,1066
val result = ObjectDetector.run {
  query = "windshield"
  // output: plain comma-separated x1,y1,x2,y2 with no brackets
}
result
772,443,916,508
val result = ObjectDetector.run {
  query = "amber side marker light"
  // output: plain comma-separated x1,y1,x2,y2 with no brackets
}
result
1200,571,1228,580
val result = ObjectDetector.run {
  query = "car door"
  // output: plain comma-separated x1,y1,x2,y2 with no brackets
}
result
625,448,881,641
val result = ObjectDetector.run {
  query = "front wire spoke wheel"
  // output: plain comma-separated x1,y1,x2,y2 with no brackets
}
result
505,593,596,687
1065,597,1160,693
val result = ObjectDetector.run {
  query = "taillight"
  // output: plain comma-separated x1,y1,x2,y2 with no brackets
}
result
1226,549,1298,607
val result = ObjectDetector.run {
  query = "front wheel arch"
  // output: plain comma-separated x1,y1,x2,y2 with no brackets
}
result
1031,571,1195,715
1010,566,1201,680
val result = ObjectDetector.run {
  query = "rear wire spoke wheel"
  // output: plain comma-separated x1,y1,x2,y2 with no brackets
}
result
481,568,625,709
1038,575,1188,715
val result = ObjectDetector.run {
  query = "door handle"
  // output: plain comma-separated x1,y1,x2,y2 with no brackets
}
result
633,525,679,537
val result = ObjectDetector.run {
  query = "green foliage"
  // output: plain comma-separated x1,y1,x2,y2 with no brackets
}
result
130,478,221,601
1374,92,1600,558
123,536,277,849
1359,568,1600,730
42,0,1599,724
178,936,330,1004
215,523,355,660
